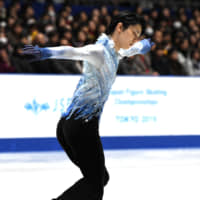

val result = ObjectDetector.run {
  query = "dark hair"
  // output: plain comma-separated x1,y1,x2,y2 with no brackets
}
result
106,10,145,35
167,47,177,56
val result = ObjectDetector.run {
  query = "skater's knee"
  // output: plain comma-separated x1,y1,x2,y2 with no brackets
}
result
104,170,110,186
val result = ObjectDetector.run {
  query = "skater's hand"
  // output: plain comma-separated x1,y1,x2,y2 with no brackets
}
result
21,45,42,62
137,38,155,54
119,38,155,57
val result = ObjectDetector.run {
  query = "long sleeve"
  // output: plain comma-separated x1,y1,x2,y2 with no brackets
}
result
40,44,104,66
118,39,154,58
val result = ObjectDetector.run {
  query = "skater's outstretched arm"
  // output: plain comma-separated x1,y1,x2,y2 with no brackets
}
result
21,44,104,65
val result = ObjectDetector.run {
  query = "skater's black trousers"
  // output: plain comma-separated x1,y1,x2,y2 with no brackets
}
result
54,114,109,200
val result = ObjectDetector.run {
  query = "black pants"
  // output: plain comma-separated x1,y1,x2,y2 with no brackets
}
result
54,115,109,200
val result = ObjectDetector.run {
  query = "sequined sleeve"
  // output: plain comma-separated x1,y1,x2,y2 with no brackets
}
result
40,44,104,66
118,39,154,58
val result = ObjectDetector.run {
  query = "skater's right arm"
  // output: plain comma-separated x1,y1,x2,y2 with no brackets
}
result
21,44,104,66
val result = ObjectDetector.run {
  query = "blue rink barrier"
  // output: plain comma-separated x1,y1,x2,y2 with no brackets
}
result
1,135,200,152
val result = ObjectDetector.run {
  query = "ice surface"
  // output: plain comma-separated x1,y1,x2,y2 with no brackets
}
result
1,149,200,200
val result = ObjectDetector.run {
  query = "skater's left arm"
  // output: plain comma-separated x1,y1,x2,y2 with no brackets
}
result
118,38,155,57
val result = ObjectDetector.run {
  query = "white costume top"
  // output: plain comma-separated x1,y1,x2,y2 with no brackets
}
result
39,34,152,120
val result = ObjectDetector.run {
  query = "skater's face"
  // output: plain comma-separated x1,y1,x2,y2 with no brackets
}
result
113,23,142,50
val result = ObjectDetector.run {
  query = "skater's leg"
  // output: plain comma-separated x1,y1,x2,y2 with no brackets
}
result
56,117,79,166
104,167,109,186
54,167,109,200
55,117,109,200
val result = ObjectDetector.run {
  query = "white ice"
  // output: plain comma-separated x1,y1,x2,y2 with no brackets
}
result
1,149,200,200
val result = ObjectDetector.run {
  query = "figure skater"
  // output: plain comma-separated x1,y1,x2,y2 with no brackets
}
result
22,11,154,200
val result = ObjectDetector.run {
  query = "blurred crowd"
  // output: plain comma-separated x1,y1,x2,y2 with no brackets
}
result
0,0,200,75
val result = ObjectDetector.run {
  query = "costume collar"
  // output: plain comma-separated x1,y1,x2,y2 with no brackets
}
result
96,33,122,60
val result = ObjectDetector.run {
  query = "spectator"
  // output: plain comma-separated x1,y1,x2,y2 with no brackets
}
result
87,20,97,42
73,30,88,47
8,1,21,18
91,8,101,19
161,7,172,24
7,21,23,47
64,5,73,24
163,30,172,49
32,32,47,46
0,0,6,20
0,28,7,45
91,14,100,26
61,28,73,45
7,16,17,30
189,34,198,47
20,33,29,45
197,40,200,49
135,4,143,16
100,5,109,25
118,54,159,75
153,29,163,45
191,49,200,75
188,18,199,34
149,8,160,28
21,3,35,23
78,11,88,26
177,38,193,75
192,8,200,19
39,12,52,28
44,3,57,23
44,23,56,35
47,30,60,46
79,24,89,35
57,16,72,32
179,13,188,28
11,43,35,73
195,31,200,40
0,44,15,73
151,44,170,75
91,8,100,25
98,24,107,35
100,5,109,18
59,37,70,45
167,48,188,75
195,15,200,27
104,14,112,26
112,8,119,17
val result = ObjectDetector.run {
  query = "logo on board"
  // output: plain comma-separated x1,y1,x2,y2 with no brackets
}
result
24,99,50,115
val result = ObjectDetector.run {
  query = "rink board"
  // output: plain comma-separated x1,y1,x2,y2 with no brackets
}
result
1,136,200,152
0,74,200,152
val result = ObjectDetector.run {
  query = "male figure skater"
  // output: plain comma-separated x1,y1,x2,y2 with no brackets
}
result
22,11,154,200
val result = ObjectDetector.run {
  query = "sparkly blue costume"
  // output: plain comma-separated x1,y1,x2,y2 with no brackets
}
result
25,34,153,120
22,33,154,200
